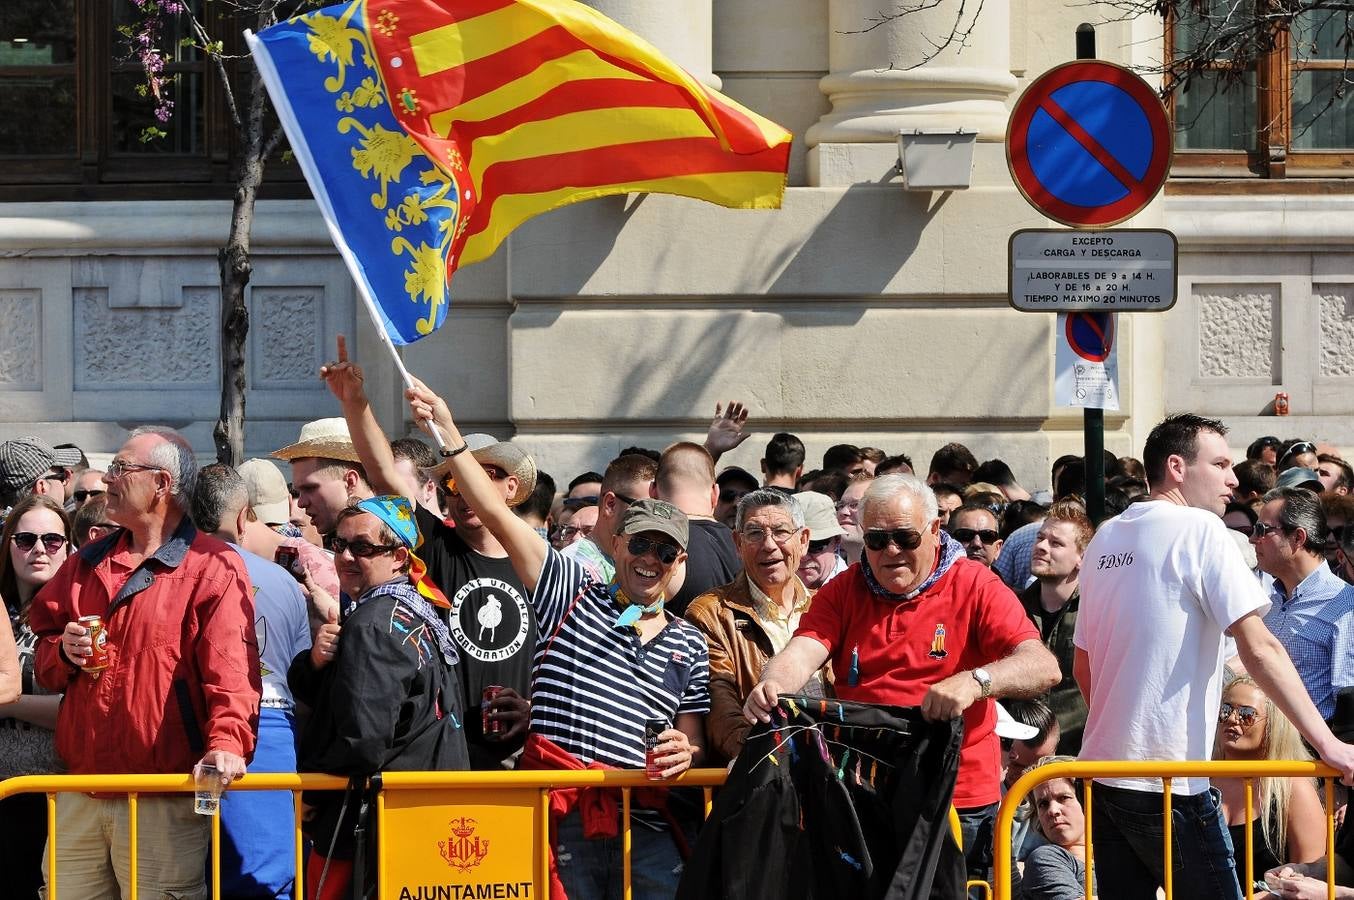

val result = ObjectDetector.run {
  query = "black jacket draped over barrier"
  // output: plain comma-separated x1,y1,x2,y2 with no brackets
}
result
677,694,966,900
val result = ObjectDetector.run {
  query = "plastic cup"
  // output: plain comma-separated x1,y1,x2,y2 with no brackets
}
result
193,763,224,816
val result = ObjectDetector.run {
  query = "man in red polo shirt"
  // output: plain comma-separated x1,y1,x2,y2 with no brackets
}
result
745,473,1059,890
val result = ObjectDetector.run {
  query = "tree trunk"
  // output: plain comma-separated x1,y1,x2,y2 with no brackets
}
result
212,15,275,466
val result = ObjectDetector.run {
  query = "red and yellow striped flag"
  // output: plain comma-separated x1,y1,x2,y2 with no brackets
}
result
367,0,792,270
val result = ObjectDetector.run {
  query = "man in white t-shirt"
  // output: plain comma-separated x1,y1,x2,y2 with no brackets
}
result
1074,413,1354,900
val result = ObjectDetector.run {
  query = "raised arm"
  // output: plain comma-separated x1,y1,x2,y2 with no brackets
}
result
405,378,547,592
320,335,411,502
1233,612,1354,783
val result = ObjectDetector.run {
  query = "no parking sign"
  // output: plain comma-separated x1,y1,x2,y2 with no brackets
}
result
1055,311,1118,410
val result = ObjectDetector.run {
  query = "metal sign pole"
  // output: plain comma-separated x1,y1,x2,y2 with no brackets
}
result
1077,23,1107,526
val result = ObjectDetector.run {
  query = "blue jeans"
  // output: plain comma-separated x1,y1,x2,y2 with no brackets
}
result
1091,782,1243,900
555,810,686,900
957,803,997,898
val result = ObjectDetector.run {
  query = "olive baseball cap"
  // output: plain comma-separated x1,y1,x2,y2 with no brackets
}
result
617,498,689,550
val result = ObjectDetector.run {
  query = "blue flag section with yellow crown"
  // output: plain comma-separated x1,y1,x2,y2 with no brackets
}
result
248,4,461,345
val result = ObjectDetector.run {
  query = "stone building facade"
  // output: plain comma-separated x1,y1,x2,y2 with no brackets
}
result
1,1,1350,483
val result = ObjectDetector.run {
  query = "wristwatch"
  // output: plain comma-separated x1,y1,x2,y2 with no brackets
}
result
971,667,993,699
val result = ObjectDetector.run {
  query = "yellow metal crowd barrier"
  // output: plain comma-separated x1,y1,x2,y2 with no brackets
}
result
0,769,975,900
995,759,1346,900
0,770,730,900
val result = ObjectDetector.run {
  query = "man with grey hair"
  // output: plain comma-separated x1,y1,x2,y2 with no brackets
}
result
1253,486,1354,718
745,473,1059,888
192,463,311,900
29,426,261,900
686,489,821,764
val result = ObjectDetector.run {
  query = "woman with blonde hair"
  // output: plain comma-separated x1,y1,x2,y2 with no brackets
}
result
1213,674,1326,889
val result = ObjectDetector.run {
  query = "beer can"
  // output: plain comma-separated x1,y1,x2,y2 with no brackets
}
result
482,685,504,735
79,615,110,673
644,718,668,780
273,545,301,581
1275,392,1290,416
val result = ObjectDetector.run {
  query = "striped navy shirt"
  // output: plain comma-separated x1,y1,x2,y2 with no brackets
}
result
530,547,710,769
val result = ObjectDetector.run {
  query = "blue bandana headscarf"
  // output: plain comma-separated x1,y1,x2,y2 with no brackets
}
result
356,495,420,548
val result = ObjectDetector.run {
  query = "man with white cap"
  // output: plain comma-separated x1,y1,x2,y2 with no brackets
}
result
319,337,535,770
795,490,848,589
272,418,374,538
0,437,83,514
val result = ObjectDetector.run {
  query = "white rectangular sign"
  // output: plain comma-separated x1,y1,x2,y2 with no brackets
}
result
1009,229,1177,312
1055,312,1119,411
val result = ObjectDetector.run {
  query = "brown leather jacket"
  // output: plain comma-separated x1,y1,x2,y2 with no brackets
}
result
684,572,829,765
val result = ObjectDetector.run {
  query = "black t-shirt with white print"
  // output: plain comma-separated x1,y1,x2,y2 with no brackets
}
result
416,506,537,768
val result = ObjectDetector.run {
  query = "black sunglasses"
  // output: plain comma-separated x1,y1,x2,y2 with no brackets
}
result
12,532,67,554
1218,702,1262,727
332,537,401,558
808,537,837,554
951,528,1000,545
626,535,680,565
72,489,106,503
1249,521,1290,539
1281,442,1317,462
862,528,924,552
562,495,599,511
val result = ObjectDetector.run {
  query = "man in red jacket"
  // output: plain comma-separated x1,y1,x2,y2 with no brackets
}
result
30,426,261,900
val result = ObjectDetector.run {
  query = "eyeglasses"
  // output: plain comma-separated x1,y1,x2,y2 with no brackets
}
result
626,535,680,565
42,469,68,483
1249,521,1290,539
72,489,106,503
807,537,837,554
557,524,593,541
862,528,925,552
612,492,639,507
105,460,166,480
331,537,401,558
1218,702,1262,727
951,528,1000,545
443,465,509,495
740,525,801,546
12,532,67,554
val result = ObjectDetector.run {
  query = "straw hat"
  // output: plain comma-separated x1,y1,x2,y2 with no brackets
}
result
431,433,538,508
272,418,362,464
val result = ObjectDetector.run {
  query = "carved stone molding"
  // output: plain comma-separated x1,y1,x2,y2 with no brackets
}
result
75,286,218,388
1318,286,1354,379
252,287,322,387
1195,285,1276,380
0,289,41,389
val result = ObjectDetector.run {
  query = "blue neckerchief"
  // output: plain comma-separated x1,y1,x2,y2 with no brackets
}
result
861,532,965,601
607,580,664,628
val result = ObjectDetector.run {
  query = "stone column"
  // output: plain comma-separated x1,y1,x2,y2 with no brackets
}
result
579,0,720,89
807,0,1016,184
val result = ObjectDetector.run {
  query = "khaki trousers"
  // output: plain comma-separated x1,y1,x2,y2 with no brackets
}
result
41,792,209,900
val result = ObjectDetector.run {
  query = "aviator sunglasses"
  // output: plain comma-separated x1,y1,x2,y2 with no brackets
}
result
1217,702,1262,728
626,535,680,565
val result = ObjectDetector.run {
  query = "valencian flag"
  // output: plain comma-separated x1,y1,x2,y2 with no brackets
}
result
246,0,792,345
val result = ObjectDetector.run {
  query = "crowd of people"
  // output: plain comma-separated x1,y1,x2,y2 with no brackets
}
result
4,340,1354,899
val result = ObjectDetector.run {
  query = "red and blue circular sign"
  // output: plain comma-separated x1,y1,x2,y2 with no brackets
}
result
1065,312,1115,362
1007,60,1171,228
